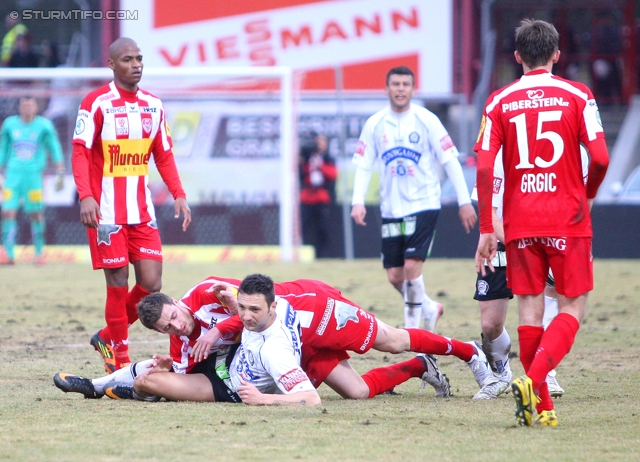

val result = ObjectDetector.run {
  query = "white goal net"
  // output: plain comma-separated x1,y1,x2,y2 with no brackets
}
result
0,66,301,261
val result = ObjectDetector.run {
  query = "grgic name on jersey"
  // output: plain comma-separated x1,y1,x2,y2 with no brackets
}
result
502,97,569,112
521,172,556,193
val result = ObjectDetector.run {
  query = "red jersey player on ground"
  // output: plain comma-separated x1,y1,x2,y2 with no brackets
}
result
72,37,191,372
474,19,609,427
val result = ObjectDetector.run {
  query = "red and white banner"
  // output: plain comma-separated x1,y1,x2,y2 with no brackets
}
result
120,0,453,93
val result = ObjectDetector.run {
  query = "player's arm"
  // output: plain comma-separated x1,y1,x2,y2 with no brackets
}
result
350,124,376,226
584,137,609,207
72,102,102,227
0,121,9,169
237,380,321,406
442,158,477,233
43,120,66,190
492,207,505,243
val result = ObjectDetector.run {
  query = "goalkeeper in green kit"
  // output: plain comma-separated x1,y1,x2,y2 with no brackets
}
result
0,96,64,264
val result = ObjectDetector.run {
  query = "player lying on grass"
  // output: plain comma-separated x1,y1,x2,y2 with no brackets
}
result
55,274,451,403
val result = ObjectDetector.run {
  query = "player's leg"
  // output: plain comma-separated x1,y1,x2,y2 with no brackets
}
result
103,265,131,369
543,277,564,397
472,255,513,399
0,209,17,263
127,223,163,325
323,360,371,399
24,171,45,262
134,370,216,402
373,320,491,389
403,210,441,331
1,171,21,263
53,359,153,399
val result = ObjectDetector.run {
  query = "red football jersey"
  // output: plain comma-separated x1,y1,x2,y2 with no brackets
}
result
474,70,605,242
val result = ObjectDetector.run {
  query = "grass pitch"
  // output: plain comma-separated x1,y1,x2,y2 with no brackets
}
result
1,258,639,461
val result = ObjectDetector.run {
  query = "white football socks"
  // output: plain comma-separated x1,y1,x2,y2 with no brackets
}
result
91,359,152,393
482,327,511,376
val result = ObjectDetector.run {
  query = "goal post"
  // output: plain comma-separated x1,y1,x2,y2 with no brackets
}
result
0,66,299,262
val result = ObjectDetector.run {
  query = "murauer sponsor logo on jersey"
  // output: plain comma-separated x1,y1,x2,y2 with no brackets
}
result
278,368,307,392
102,138,153,177
381,147,421,165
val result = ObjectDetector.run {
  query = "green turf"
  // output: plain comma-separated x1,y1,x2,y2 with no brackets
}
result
1,259,639,461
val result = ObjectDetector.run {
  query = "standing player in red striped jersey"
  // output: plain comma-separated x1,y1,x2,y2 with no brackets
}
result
474,19,609,426
72,37,191,372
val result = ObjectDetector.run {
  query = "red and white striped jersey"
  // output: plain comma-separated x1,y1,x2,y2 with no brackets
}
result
169,277,242,374
72,81,185,225
474,70,604,241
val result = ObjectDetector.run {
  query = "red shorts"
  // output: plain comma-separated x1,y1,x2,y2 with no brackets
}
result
87,222,163,270
301,345,350,388
506,237,593,298
279,280,379,354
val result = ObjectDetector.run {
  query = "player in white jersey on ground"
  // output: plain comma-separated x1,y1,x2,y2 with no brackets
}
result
351,66,477,331
53,275,453,402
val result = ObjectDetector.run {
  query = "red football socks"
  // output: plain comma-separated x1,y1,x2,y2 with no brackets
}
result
105,285,130,366
361,357,425,398
528,313,580,392
406,328,475,361
516,325,544,373
126,283,151,325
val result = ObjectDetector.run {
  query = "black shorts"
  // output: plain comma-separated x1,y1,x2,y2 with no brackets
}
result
191,343,242,403
473,243,513,301
381,210,439,269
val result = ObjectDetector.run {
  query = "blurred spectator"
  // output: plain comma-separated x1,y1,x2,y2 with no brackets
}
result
593,11,622,104
1,14,27,66
39,40,61,68
8,34,38,68
299,132,337,258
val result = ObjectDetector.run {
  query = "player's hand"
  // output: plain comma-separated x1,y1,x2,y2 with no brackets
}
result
191,327,221,363
54,173,65,192
149,354,174,373
351,204,367,226
237,380,265,405
475,233,497,276
459,203,477,233
79,196,101,228
206,282,239,314
174,197,191,232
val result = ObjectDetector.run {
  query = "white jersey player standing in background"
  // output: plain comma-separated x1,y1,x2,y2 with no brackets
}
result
351,66,477,330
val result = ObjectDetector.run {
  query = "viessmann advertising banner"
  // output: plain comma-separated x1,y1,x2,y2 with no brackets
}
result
114,0,454,206
120,0,453,92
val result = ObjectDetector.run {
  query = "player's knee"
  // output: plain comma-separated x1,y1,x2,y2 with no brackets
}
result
134,373,153,394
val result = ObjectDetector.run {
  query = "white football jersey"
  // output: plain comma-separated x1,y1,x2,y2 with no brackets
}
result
352,103,461,218
229,298,315,396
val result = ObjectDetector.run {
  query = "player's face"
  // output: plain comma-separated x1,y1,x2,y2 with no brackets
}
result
385,74,415,113
237,293,276,333
154,301,194,337
109,44,143,91
18,98,38,121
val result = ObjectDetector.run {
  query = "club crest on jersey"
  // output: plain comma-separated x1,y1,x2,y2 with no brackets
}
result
396,163,407,176
527,89,544,99
334,300,359,330
477,280,489,296
97,224,122,245
142,118,152,134
116,117,129,136
408,132,420,143
75,118,85,135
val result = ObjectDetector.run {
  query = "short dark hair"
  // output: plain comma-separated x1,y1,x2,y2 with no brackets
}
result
238,274,275,306
386,66,414,86
137,292,173,330
515,19,559,69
